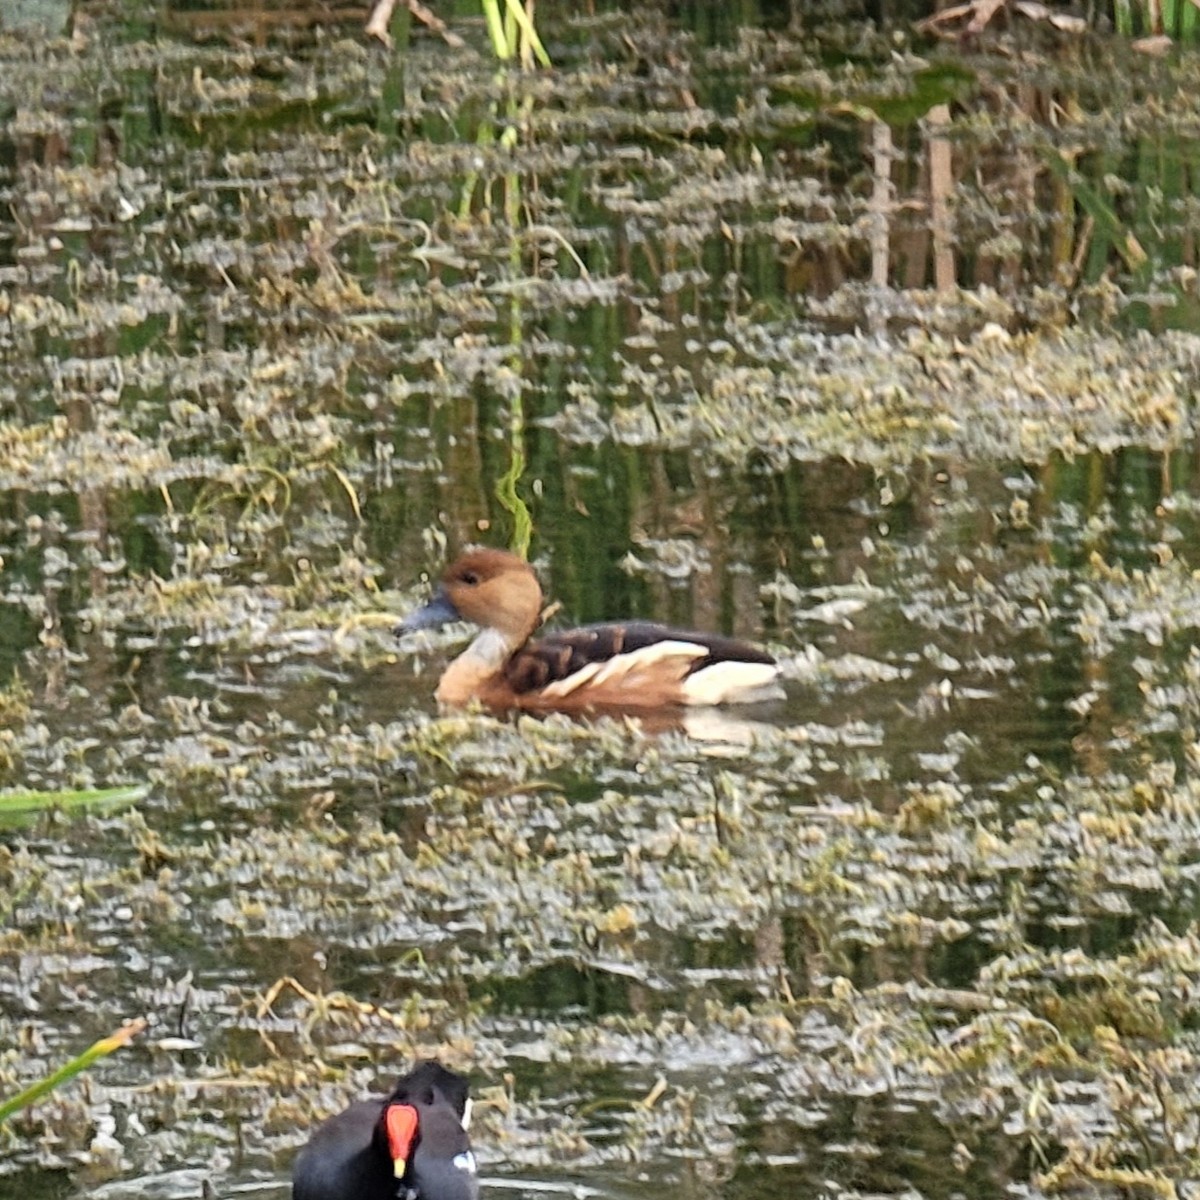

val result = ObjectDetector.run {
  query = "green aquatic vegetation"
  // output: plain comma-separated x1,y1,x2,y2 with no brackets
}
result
479,0,550,68
546,322,1200,470
0,1019,145,1125
0,783,146,825
1114,0,1200,41
6,5,1200,1196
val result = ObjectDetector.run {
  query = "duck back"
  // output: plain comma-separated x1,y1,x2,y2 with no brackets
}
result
505,621,780,708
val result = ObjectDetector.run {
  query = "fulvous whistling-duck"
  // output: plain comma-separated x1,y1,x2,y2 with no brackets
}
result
397,548,783,711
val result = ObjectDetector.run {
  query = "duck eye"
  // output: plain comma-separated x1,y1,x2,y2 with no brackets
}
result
459,570,480,586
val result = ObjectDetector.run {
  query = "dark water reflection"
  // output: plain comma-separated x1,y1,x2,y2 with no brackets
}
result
2,443,1195,1190
3,1,1200,1198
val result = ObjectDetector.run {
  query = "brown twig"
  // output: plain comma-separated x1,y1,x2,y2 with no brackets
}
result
365,0,467,49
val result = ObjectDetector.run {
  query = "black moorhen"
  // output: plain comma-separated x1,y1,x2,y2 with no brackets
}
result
292,1060,479,1200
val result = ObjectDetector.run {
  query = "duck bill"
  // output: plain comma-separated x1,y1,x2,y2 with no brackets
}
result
396,588,461,636
384,1103,419,1178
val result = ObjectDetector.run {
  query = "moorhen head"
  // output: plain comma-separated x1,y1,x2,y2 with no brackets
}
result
292,1060,479,1200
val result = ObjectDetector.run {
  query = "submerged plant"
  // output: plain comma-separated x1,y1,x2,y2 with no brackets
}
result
473,0,552,556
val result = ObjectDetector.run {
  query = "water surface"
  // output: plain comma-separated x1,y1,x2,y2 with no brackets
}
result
3,2,1200,1197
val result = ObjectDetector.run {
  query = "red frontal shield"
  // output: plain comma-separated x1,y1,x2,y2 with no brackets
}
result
384,1103,419,1177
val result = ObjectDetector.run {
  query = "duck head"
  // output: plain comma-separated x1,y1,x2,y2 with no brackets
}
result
397,548,543,647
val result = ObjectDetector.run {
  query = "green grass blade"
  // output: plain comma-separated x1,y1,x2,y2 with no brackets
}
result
0,784,149,820
0,1019,147,1123
1041,150,1148,274
1181,0,1198,41
501,0,551,67
480,0,512,60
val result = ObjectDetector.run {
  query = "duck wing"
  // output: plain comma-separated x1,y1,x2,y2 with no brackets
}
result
505,622,776,702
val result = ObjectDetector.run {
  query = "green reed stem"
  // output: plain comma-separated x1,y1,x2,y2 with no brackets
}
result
0,783,147,822
480,0,551,67
1182,0,1198,39
480,0,511,60
477,0,547,557
0,1020,146,1123
504,0,551,68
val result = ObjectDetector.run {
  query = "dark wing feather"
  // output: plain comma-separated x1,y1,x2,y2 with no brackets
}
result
504,622,773,696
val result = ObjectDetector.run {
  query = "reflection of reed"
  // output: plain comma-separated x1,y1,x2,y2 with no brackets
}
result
162,3,365,43
806,54,1200,314
926,104,956,293
869,118,892,296
939,76,1198,313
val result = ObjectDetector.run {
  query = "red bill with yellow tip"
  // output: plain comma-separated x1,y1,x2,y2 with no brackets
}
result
384,1102,419,1177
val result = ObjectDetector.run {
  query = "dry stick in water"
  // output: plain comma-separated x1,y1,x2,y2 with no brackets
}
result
365,0,466,48
869,118,893,290
868,117,893,336
926,103,956,293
